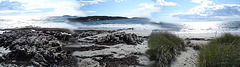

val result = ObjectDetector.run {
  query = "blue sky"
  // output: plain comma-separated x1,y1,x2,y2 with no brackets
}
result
0,0,240,22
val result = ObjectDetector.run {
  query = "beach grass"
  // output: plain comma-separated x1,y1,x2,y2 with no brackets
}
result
198,33,240,67
146,32,185,67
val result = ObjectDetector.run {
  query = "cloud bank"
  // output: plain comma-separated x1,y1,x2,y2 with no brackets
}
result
156,0,178,6
0,0,85,16
119,0,178,18
172,0,240,21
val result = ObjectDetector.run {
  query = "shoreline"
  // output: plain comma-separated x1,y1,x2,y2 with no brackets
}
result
0,27,152,67
1,27,239,67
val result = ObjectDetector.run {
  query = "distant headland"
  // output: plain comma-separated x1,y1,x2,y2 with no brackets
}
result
68,16,129,22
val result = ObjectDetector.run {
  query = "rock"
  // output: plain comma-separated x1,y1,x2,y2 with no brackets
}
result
63,45,109,51
0,28,75,66
95,56,139,67
0,57,4,62
185,38,206,41
74,30,115,38
96,32,143,45
193,45,200,50
77,58,100,67
186,40,191,45
76,55,142,67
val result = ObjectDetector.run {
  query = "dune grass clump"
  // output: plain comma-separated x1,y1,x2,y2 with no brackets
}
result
198,33,240,67
146,32,185,67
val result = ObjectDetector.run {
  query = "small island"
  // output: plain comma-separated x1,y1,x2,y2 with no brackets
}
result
68,16,129,22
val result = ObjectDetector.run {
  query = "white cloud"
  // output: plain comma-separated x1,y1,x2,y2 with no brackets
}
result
171,0,240,21
0,10,25,14
5,0,51,9
0,0,24,11
119,3,161,17
78,0,106,5
114,0,126,2
0,0,179,18
0,0,88,16
178,0,213,16
84,11,96,14
119,0,178,18
172,4,240,21
191,0,213,5
138,3,161,13
45,1,85,16
156,0,178,6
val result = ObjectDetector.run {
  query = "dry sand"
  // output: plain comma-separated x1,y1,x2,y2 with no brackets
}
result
70,29,233,67
171,32,240,67
171,32,213,67
64,29,153,67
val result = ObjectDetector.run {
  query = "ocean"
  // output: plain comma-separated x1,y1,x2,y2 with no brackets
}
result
0,16,240,33
171,21,240,33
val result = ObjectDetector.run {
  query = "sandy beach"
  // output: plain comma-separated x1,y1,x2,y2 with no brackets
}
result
0,0,239,66
0,27,154,67
171,32,240,67
1,26,240,67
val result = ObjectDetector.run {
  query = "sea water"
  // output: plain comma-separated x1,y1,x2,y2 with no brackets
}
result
0,16,240,33
0,16,161,30
174,21,240,33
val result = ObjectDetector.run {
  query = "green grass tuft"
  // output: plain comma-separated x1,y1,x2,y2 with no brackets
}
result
198,33,240,67
146,32,185,67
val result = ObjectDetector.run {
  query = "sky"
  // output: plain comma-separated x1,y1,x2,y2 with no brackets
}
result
0,0,240,22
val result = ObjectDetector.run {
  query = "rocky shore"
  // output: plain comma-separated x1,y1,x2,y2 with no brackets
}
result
0,28,75,66
0,27,150,67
